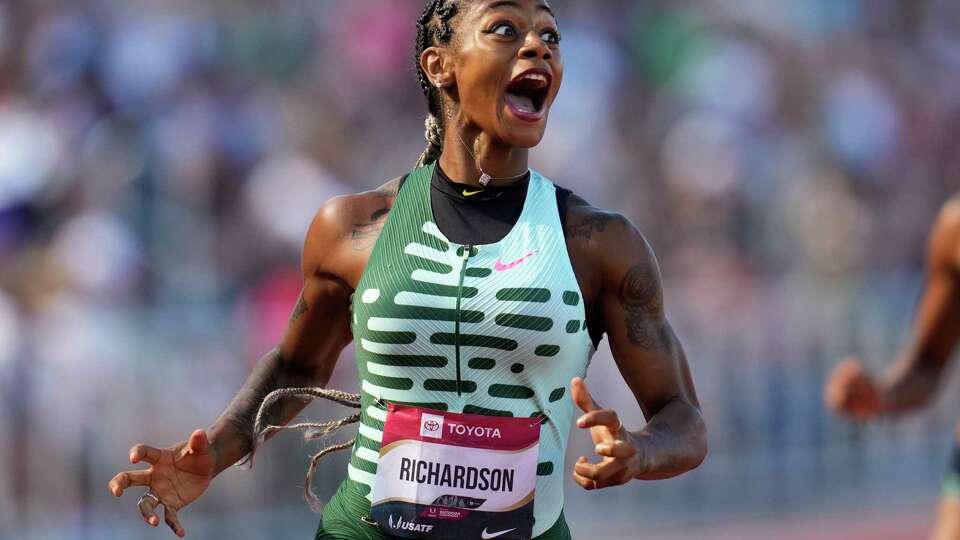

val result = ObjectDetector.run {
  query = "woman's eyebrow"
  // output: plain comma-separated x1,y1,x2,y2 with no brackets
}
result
485,0,555,19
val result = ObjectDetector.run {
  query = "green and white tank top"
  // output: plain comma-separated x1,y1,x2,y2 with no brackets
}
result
346,163,595,537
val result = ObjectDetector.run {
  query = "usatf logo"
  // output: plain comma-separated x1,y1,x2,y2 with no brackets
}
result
389,514,435,533
420,413,445,439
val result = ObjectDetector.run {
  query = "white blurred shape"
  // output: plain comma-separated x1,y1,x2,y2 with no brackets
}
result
245,153,348,246
824,70,900,169
0,290,20,371
680,37,775,121
101,15,190,107
52,211,139,294
30,294,130,436
787,173,870,273
153,93,217,199
0,102,64,210
663,112,740,197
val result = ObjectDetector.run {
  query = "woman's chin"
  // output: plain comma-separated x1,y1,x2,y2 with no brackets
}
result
500,118,548,147
497,130,543,149
494,102,547,144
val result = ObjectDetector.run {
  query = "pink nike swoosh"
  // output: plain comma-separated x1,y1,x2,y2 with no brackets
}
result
494,252,535,272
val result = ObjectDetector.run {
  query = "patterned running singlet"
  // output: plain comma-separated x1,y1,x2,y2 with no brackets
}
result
322,163,595,539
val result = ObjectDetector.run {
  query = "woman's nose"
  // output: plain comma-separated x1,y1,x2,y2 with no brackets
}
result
519,33,552,61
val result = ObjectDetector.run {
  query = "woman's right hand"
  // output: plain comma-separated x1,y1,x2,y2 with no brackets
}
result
108,429,217,537
825,358,884,420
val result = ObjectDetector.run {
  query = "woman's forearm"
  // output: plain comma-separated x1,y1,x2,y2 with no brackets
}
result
206,347,323,476
631,397,707,481
878,351,944,415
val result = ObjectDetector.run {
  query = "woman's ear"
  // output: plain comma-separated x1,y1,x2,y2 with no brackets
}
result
421,46,455,89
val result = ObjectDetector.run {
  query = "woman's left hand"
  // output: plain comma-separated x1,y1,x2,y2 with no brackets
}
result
571,377,644,490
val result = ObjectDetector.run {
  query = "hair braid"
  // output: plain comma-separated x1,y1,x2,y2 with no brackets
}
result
414,0,463,167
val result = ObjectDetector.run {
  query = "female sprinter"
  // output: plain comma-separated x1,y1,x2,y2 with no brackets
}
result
107,1,707,539
826,197,960,540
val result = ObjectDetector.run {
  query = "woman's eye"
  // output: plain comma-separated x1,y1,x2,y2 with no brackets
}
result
541,30,560,44
491,23,517,37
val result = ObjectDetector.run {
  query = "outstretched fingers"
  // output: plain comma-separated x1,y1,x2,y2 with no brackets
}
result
576,409,621,431
571,377,599,414
595,440,636,459
164,505,186,537
137,492,161,527
572,456,597,490
108,469,151,497
573,455,632,488
186,429,209,455
130,444,163,465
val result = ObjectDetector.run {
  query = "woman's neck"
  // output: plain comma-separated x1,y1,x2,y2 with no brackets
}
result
438,124,529,187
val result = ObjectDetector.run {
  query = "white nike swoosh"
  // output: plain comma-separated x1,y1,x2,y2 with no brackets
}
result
481,527,517,539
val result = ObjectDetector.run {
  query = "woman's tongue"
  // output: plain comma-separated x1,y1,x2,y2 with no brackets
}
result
506,92,537,114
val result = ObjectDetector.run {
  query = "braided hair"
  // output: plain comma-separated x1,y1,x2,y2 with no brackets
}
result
414,0,463,167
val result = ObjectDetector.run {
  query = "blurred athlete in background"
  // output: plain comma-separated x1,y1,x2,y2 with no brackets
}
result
827,197,960,540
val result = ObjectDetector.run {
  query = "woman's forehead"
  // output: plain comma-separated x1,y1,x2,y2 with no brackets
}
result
464,0,556,20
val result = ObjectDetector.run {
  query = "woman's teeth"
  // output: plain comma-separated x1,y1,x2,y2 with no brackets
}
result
517,73,548,85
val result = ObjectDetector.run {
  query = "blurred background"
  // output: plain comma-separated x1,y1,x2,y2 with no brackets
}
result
1,0,959,538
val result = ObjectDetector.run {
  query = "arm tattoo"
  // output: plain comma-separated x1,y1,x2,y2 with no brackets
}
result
566,213,615,241
290,293,308,323
351,188,395,251
618,263,671,351
220,349,315,458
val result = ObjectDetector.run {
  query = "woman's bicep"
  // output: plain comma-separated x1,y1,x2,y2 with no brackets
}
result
277,198,359,382
596,218,700,419
278,274,354,381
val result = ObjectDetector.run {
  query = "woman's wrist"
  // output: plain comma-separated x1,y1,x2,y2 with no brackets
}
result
626,430,652,480
628,413,708,480
206,422,249,477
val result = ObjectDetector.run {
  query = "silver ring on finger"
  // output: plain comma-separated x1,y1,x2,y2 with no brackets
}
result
138,491,160,507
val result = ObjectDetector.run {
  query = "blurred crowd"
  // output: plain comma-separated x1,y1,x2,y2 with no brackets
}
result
2,0,960,538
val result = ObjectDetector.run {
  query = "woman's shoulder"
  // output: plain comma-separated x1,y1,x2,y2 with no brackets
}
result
558,189,635,246
558,189,661,293
307,177,403,240
300,175,404,281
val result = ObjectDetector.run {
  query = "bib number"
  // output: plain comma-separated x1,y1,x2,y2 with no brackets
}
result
369,404,540,539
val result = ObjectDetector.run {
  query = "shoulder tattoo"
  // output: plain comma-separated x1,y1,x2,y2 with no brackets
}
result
566,212,616,241
350,187,396,251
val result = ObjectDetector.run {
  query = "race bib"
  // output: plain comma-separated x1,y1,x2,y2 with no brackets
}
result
369,404,541,540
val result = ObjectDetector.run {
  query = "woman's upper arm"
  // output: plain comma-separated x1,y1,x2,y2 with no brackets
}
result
586,211,700,419
909,200,960,372
277,196,359,383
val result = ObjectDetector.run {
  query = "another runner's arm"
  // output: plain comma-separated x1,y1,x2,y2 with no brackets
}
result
205,198,358,476
875,200,960,414
590,212,706,480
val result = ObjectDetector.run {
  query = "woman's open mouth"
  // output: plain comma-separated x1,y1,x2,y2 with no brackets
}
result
504,69,552,122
